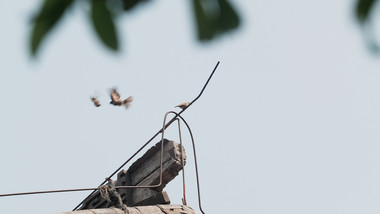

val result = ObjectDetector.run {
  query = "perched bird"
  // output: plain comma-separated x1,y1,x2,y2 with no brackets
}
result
110,88,133,109
91,97,101,107
175,102,190,109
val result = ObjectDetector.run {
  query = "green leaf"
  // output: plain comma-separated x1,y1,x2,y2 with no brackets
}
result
30,0,73,56
216,0,240,32
192,0,215,41
356,0,378,24
192,0,240,41
90,0,119,50
122,0,147,11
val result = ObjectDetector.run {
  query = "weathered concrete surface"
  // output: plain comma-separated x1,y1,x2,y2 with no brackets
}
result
55,205,197,214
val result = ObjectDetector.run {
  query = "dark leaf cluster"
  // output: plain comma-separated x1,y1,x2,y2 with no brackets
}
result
356,0,378,24
192,0,240,41
29,0,240,57
355,0,380,53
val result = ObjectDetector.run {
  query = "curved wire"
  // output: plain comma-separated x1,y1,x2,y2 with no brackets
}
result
165,111,206,214
177,119,187,205
178,61,220,113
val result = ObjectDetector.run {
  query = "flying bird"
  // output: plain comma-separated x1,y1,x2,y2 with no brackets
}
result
175,102,189,109
110,88,133,109
91,97,101,107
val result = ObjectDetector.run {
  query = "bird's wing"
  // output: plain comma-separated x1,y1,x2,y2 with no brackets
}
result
111,89,120,101
124,96,133,103
124,96,133,109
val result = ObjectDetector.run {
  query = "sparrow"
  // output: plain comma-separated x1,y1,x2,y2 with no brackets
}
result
175,102,189,109
110,88,133,109
91,97,101,107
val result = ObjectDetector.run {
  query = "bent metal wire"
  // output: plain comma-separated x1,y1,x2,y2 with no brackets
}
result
167,111,206,214
0,62,219,214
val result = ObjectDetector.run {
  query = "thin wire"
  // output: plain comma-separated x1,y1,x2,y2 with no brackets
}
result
177,118,187,205
0,188,98,198
177,115,205,214
166,111,205,214
180,61,220,112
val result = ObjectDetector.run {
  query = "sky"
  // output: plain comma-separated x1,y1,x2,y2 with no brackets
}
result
1,0,380,213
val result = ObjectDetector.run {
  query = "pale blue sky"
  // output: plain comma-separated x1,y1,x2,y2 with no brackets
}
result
1,0,380,213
